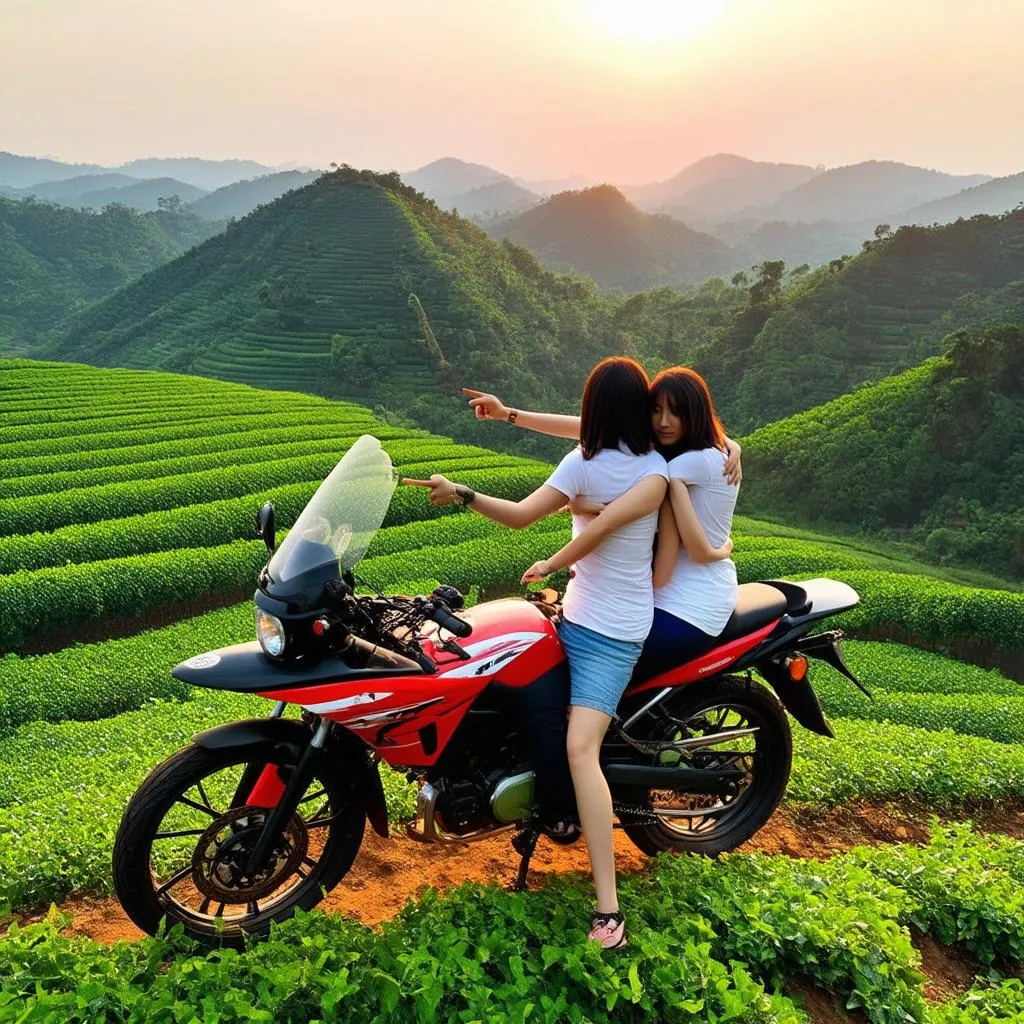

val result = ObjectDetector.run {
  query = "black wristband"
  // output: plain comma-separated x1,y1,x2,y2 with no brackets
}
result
454,485,476,506
507,409,518,424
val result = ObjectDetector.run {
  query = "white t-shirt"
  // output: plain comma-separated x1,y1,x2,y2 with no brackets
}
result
653,447,739,636
546,445,668,642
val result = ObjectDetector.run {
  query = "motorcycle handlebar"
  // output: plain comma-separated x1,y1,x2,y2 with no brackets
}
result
428,604,473,639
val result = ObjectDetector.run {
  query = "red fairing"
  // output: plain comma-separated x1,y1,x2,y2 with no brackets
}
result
624,618,782,697
258,599,563,768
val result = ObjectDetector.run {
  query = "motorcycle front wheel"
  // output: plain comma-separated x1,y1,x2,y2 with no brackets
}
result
616,675,791,857
112,742,365,947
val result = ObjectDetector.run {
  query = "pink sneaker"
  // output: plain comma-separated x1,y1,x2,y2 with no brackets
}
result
588,910,627,949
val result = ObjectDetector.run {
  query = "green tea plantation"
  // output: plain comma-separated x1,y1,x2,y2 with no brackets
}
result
1,359,1022,1023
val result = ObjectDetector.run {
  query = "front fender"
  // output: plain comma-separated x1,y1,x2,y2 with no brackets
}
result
194,717,390,838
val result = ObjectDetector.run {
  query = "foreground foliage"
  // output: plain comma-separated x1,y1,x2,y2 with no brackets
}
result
1,825,1021,1024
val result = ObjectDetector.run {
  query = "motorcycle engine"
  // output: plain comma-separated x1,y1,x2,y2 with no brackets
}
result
434,768,536,834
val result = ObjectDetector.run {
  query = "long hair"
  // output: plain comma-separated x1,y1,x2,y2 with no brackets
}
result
649,366,726,458
579,357,653,460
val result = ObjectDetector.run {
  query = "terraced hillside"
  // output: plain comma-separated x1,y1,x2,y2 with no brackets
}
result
695,208,1024,429
46,168,621,440
2,359,1024,1021
739,324,1024,578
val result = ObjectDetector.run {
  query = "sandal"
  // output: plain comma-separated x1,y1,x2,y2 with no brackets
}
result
540,817,582,846
588,909,627,949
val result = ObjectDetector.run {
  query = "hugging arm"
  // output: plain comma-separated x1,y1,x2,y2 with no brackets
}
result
652,500,681,589
521,476,667,582
668,479,734,565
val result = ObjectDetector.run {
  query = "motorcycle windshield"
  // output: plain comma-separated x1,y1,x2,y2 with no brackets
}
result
267,435,396,585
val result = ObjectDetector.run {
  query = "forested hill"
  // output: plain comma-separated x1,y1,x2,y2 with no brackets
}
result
485,185,733,291
739,324,1024,577
694,209,1024,431
45,167,634,458
0,197,222,345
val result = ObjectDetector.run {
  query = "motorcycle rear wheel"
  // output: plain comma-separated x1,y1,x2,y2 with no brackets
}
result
112,742,365,947
617,675,791,857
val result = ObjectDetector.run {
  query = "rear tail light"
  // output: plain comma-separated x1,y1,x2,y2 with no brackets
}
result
785,654,809,682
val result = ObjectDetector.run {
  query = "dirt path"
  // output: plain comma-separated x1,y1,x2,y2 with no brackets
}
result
43,798,1024,946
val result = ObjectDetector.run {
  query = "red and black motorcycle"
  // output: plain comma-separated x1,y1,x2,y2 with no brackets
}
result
113,435,866,945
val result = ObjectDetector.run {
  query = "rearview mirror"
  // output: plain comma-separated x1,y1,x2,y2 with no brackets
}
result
256,501,276,554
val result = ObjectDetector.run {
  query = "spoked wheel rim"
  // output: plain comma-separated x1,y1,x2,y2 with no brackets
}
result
146,759,347,930
642,699,764,839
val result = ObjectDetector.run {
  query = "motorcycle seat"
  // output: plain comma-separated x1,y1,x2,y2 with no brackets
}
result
717,583,788,643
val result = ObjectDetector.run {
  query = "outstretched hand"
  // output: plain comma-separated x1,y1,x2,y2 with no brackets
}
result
521,559,553,584
402,475,460,506
463,387,510,421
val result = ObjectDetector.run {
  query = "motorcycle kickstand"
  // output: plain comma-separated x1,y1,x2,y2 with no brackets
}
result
510,825,540,892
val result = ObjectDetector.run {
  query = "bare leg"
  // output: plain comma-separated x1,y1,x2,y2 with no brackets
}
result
567,705,617,912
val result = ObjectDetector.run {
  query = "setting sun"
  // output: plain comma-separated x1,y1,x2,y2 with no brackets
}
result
589,0,726,42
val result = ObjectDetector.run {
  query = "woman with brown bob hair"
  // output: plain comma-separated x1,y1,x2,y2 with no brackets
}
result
408,357,679,948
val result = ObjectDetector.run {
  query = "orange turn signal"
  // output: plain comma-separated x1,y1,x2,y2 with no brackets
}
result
786,654,809,682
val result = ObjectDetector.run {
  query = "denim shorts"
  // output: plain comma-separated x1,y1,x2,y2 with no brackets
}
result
557,617,644,719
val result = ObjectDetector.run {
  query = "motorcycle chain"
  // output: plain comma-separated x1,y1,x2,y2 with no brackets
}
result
611,801,662,826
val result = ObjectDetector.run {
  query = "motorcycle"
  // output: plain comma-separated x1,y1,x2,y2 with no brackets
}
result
113,435,867,946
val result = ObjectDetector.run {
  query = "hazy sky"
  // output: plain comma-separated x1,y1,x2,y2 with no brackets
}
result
3,0,1023,182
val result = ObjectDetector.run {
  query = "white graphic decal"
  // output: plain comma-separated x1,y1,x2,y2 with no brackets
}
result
439,631,547,678
304,691,394,714
698,657,734,674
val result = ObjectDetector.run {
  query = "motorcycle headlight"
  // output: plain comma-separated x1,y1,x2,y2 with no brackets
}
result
255,608,286,657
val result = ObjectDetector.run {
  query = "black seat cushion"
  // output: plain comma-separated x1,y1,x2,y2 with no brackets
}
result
717,583,788,643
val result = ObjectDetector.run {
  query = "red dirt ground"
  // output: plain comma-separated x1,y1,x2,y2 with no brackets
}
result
41,798,1024,947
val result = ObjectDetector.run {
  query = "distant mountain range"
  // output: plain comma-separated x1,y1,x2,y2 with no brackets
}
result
620,154,818,219
0,152,278,191
486,185,732,291
755,160,989,224
190,170,321,219
892,171,1024,227
401,155,1019,273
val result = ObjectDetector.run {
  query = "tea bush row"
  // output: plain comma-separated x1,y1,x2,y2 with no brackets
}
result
0,478,531,576
788,716,1024,805
816,675,1024,745
0,396,336,443
826,569,1024,651
0,445,533,536
0,480,556,648
840,640,1023,698
0,420,411,480
0,434,480,499
2,825,1022,1023
0,409,379,460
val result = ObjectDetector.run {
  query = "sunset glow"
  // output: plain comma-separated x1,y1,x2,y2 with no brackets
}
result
589,0,726,42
